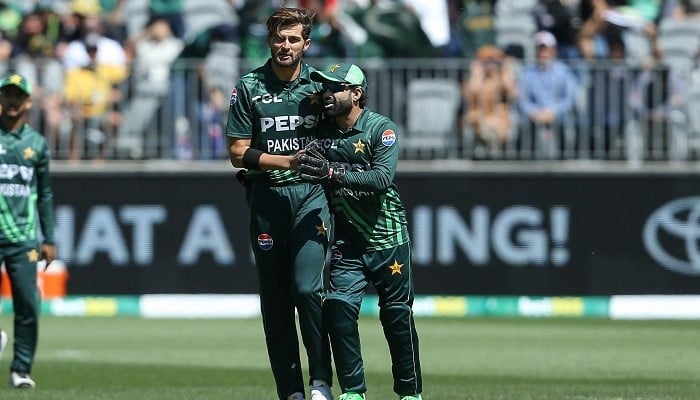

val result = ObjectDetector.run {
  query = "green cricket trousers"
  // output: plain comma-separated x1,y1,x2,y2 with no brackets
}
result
0,240,40,374
324,238,422,397
248,180,333,399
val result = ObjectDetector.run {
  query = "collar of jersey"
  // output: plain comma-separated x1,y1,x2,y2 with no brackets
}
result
331,108,370,136
0,122,26,137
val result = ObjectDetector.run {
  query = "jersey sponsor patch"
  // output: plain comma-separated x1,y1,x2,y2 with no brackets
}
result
257,233,273,251
330,249,343,265
229,87,238,106
381,129,396,147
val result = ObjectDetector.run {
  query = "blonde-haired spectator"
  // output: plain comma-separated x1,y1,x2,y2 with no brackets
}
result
462,44,517,157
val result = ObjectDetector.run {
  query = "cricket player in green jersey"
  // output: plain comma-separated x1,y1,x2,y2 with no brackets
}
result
226,8,333,400
298,63,423,400
0,73,56,389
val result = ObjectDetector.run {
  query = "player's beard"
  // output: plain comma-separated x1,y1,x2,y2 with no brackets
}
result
271,49,302,68
0,102,27,124
324,97,353,117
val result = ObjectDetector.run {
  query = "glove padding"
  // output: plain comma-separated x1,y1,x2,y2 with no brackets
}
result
298,152,346,186
304,138,325,156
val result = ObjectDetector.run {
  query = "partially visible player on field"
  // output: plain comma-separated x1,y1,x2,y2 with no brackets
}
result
225,7,333,400
298,63,423,400
0,73,56,389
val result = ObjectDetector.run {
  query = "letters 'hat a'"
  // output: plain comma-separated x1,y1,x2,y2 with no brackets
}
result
0,73,32,96
311,63,367,91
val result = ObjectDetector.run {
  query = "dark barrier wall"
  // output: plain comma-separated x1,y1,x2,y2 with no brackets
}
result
52,171,700,296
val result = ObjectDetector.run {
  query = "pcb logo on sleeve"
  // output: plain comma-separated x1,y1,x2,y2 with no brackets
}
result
643,197,700,276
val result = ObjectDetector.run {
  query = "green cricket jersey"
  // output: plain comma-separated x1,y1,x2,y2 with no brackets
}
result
318,108,408,251
226,60,324,185
0,123,54,245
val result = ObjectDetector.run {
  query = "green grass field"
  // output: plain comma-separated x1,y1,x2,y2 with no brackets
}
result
0,317,698,399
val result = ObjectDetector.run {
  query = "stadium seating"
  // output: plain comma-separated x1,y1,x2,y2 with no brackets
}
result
123,0,236,42
656,17,700,75
404,78,461,159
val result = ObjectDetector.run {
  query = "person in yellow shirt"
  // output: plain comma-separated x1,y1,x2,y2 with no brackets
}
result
63,33,126,161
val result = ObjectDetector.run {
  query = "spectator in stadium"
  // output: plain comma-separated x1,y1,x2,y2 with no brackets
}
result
578,0,659,61
12,2,73,158
63,33,125,161
461,44,518,158
675,0,700,16
60,1,127,161
628,56,684,160
456,0,497,59
196,24,241,159
225,7,333,400
0,73,56,390
12,4,69,59
147,0,185,39
402,0,454,56
297,62,423,400
584,27,629,158
0,28,11,78
62,0,127,71
100,0,127,43
517,30,579,159
533,0,583,60
0,0,22,42
170,19,240,160
345,0,435,58
117,16,184,158
301,0,356,59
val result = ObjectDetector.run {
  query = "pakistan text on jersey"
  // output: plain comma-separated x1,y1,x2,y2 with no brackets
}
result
0,164,35,181
0,183,31,197
260,115,319,132
266,137,316,153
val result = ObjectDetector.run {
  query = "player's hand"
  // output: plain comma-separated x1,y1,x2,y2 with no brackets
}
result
298,152,330,183
292,139,325,171
298,152,346,186
41,243,56,271
236,169,250,187
303,138,325,156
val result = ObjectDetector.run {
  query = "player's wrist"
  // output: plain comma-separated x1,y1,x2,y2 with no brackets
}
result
242,148,263,170
328,163,346,185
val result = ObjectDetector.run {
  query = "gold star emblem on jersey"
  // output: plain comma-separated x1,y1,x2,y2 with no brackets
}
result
389,260,404,275
23,147,35,160
316,221,328,236
27,249,40,263
353,139,365,153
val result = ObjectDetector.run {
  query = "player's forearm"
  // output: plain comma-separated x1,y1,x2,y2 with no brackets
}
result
38,202,56,244
229,138,296,171
259,153,297,171
343,167,392,192
37,170,56,243
231,149,296,171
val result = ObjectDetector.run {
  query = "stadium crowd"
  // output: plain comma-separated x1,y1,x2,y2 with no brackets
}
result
0,0,699,161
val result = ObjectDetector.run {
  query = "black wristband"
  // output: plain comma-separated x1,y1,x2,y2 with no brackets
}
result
242,148,264,170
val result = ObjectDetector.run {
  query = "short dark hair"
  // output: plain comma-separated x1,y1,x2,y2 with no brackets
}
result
267,7,315,41
358,89,367,108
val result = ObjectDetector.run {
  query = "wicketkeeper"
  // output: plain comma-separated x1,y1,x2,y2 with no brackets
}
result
298,63,423,400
